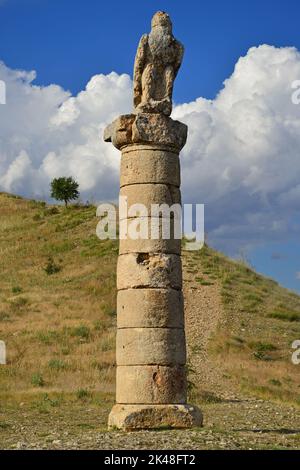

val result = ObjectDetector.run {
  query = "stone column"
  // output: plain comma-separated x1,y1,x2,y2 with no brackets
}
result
104,113,203,430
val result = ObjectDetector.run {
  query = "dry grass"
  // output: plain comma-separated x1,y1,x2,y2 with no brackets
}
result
0,193,117,400
0,193,299,409
189,245,300,406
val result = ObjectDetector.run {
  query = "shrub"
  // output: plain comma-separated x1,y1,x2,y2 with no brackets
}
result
43,207,59,216
31,373,45,387
71,325,91,340
44,257,61,275
76,389,91,400
0,312,10,321
249,341,278,352
12,286,22,294
269,379,282,387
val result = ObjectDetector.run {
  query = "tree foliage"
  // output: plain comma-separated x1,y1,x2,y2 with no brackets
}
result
50,177,79,207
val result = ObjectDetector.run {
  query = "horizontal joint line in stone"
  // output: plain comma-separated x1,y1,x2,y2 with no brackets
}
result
119,255,181,258
116,403,187,406
116,363,186,367
120,182,180,189
117,327,184,331
119,144,182,152
122,147,179,155
120,182,180,188
117,287,182,293
117,286,182,292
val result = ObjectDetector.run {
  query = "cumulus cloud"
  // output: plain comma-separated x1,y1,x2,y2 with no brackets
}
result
1,45,300,252
173,45,300,251
0,62,131,200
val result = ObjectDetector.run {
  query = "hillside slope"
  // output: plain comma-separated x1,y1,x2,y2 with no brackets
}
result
184,248,300,405
0,192,299,449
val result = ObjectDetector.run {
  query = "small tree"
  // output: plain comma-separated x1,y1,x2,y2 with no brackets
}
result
50,177,79,207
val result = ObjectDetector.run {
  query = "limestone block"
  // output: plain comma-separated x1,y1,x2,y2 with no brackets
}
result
104,113,187,151
108,404,203,431
117,253,182,290
117,288,184,329
132,114,187,151
119,184,181,220
103,114,135,149
119,235,181,255
116,365,187,404
116,328,186,366
119,216,182,255
120,146,180,187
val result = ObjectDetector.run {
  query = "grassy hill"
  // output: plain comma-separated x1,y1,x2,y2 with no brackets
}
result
0,192,299,449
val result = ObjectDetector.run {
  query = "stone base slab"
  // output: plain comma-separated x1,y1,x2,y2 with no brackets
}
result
108,404,203,431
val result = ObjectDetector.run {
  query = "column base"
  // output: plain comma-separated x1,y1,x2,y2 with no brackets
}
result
108,404,203,431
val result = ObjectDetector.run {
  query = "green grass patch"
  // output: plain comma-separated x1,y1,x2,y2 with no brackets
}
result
195,277,214,286
71,325,91,340
31,373,45,387
268,310,300,322
48,359,67,371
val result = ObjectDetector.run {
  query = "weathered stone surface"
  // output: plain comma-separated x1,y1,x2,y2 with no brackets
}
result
119,234,181,256
103,11,203,431
104,113,187,151
117,253,182,290
119,184,181,220
103,114,135,149
120,145,180,187
116,365,187,404
117,289,184,328
119,216,181,255
116,328,186,366
108,404,203,431
132,114,187,151
133,11,184,117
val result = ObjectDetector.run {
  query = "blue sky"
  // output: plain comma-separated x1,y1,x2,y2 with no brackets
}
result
1,0,300,293
2,0,300,101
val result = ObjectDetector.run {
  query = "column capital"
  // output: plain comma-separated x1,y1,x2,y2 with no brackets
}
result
104,113,188,152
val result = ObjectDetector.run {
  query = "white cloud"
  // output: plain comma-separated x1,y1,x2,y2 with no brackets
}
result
1,45,300,252
296,272,300,280
0,62,131,201
173,45,300,251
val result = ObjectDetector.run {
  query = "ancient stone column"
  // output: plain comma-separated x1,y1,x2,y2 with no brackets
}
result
104,11,203,431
